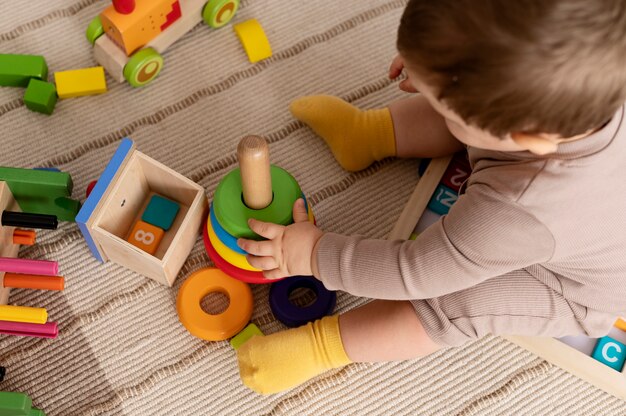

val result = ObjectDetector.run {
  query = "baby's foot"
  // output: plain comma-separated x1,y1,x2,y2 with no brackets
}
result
290,95,396,171
237,315,351,394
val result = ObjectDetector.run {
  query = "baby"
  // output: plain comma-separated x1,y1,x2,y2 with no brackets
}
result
235,0,626,394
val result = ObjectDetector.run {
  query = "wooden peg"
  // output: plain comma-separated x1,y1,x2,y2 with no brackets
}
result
237,136,272,210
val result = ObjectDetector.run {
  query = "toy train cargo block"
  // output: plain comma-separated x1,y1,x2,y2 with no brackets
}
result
0,168,80,222
100,0,183,56
233,19,272,63
54,67,107,99
23,79,57,115
0,54,48,87
76,138,207,286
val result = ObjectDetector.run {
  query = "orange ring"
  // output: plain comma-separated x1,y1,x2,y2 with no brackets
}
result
176,268,253,341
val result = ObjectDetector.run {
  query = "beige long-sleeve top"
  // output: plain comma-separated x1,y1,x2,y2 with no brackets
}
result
316,106,626,315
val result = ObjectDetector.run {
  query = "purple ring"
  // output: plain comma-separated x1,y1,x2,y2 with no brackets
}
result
269,275,336,327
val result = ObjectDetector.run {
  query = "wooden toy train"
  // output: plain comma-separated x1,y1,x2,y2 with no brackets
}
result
86,0,240,87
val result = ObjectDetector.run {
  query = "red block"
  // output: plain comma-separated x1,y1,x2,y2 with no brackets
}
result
441,155,471,192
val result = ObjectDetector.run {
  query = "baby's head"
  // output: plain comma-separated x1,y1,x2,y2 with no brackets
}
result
397,0,626,154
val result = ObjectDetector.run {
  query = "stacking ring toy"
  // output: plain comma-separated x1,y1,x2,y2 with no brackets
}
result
203,217,276,284
210,204,246,254
269,275,336,327
176,268,253,341
211,196,312,255
213,166,301,239
207,212,259,271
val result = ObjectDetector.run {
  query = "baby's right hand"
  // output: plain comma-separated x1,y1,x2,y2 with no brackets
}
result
389,54,419,93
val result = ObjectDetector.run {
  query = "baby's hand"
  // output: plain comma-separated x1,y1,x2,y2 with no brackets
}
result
389,54,418,93
237,198,323,280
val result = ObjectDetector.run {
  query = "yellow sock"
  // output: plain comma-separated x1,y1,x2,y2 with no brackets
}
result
289,95,396,172
236,315,352,394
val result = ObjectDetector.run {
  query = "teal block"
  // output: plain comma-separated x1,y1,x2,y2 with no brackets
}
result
427,184,458,215
24,79,57,115
0,54,48,87
0,391,32,416
591,336,626,371
142,195,180,231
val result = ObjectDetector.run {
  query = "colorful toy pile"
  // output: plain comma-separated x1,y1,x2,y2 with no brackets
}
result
0,168,78,339
177,136,335,342
0,54,107,115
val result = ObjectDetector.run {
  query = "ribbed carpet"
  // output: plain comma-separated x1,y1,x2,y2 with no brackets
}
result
1,0,625,414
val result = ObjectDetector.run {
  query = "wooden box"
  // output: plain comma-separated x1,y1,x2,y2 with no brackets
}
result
76,138,207,286
391,155,626,400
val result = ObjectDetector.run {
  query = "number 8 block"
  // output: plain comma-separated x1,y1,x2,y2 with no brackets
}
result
127,220,164,255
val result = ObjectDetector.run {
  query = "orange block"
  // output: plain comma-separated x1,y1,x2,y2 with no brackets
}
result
127,220,164,255
100,0,181,56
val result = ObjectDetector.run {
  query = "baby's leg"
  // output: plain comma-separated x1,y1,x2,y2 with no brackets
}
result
236,300,441,394
289,94,463,171
388,96,464,159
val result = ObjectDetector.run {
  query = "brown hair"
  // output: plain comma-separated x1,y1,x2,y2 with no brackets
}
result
397,0,626,137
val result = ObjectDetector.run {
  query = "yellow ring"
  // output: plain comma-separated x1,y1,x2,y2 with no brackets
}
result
208,217,260,271
307,202,315,224
176,268,253,341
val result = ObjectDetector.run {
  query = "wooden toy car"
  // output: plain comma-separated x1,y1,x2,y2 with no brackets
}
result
86,0,240,87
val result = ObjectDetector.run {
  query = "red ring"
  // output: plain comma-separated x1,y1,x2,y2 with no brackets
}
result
203,216,284,284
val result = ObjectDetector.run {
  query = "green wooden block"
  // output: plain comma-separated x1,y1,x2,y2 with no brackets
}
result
230,323,263,350
0,54,48,87
0,392,32,416
141,194,180,231
0,167,81,222
29,409,45,416
24,79,57,115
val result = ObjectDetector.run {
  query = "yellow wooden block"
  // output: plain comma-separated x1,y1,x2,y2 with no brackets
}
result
615,317,626,332
233,19,272,63
127,220,164,255
100,0,179,56
54,67,107,99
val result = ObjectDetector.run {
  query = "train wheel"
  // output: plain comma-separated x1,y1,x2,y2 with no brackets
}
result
123,48,164,87
203,0,240,29
86,16,104,45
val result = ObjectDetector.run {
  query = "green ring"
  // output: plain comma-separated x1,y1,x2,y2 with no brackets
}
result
123,48,164,88
213,165,301,239
86,16,104,46
203,0,240,28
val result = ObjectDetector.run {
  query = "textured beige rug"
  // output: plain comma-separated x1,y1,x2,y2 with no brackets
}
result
1,0,625,415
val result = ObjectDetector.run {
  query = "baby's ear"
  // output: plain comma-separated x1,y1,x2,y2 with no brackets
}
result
510,132,559,155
